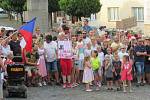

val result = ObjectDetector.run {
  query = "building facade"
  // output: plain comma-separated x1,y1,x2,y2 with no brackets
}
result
89,0,144,32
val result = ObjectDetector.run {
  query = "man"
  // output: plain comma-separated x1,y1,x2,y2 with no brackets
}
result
82,19,92,33
111,36,122,52
82,31,91,47
44,35,60,85
9,34,21,56
134,39,147,86
0,28,5,38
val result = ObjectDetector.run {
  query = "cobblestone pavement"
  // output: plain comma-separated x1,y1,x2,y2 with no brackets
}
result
5,84,150,100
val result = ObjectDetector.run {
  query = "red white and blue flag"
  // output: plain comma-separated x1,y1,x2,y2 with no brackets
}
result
19,17,36,52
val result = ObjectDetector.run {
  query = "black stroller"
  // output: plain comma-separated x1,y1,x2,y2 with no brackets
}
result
5,63,27,98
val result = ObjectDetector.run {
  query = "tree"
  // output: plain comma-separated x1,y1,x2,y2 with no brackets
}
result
59,0,102,21
10,0,26,24
48,0,60,28
0,0,26,24
0,0,12,20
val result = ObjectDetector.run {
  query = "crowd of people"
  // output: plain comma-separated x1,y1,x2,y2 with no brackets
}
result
0,19,150,99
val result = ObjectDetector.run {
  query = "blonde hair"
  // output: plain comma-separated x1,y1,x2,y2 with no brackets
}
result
83,56,90,67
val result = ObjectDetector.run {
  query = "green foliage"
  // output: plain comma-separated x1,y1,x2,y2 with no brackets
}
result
0,0,26,13
59,0,102,17
48,0,60,13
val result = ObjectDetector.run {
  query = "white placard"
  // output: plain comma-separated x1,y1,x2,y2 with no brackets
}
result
58,41,72,59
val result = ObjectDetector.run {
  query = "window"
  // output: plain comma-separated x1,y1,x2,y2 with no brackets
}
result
132,7,144,21
108,7,119,21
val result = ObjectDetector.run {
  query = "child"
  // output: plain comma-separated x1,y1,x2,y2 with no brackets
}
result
37,41,47,86
82,56,94,92
112,54,122,91
72,43,80,87
25,44,40,87
4,52,14,65
91,50,101,90
104,55,114,90
121,55,133,93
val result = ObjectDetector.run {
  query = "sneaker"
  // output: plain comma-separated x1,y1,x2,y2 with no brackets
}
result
56,82,61,86
97,83,102,87
67,83,72,88
86,89,93,92
140,83,144,86
63,83,67,89
123,90,127,93
43,81,47,86
96,87,100,91
129,89,133,93
136,83,140,87
38,83,42,87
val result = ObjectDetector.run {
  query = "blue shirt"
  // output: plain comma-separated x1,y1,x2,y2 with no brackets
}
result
82,25,92,33
134,45,146,62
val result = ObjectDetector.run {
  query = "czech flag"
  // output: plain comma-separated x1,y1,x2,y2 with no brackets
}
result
19,17,36,52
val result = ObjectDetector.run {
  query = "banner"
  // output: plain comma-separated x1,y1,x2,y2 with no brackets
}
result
58,41,72,59
116,17,137,29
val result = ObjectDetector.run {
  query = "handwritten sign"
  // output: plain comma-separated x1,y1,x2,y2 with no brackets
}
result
58,41,72,59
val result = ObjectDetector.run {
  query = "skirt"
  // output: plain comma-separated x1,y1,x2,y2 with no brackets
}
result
82,68,94,83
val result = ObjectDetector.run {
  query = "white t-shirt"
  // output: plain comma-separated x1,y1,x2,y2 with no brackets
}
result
83,37,91,47
44,41,57,62
118,52,129,61
2,45,11,57
76,41,84,60
98,52,105,66
84,48,91,57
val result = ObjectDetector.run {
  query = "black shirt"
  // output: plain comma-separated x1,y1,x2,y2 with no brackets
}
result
112,60,122,74
9,40,21,56
145,45,150,64
134,45,146,62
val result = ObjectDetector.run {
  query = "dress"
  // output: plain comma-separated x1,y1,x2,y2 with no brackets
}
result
121,62,133,81
37,48,47,77
82,62,94,83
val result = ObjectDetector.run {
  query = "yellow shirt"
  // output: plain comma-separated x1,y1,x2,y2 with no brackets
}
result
91,57,100,70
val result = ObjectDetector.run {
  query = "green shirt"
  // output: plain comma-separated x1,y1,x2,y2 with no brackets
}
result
91,57,100,70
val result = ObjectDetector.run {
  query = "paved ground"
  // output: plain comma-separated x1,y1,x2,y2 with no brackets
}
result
5,84,150,100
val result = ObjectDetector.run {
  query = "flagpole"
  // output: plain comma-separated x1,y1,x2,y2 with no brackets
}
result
0,31,18,45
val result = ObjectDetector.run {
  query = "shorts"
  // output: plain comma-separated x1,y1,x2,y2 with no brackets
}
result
106,77,113,81
60,59,72,76
74,60,79,68
78,60,84,70
46,60,58,72
114,74,121,81
25,66,38,77
93,69,99,75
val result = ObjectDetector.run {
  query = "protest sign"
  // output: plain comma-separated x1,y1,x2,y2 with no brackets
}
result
58,41,72,59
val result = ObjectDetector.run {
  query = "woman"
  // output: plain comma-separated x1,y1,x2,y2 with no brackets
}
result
1,40,11,57
145,38,150,84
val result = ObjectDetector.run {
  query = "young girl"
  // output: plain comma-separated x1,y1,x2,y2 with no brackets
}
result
104,55,114,90
37,41,47,86
121,55,133,93
112,54,122,91
82,56,94,92
91,50,101,90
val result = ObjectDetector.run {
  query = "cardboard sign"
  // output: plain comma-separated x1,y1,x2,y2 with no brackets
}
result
58,41,72,59
116,17,137,29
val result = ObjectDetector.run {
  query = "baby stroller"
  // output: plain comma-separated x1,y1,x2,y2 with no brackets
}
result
5,64,27,98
